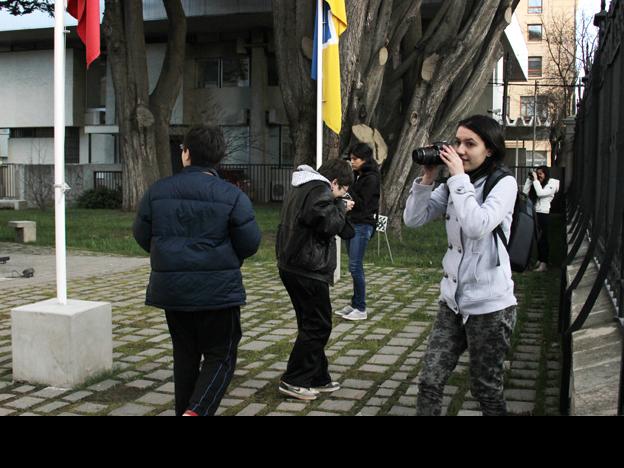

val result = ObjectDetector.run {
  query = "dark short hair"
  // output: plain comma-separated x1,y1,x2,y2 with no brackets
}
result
183,126,227,167
350,143,374,164
319,159,354,187
458,115,506,164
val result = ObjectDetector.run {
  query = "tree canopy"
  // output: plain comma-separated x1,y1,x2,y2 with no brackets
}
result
0,0,53,15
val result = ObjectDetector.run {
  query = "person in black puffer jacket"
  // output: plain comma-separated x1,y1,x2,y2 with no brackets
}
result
336,143,381,322
134,126,261,417
276,159,355,401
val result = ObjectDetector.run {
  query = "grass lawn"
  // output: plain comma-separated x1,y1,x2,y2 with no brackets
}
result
0,205,448,268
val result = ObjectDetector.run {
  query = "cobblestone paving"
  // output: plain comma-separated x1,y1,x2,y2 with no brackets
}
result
0,259,561,416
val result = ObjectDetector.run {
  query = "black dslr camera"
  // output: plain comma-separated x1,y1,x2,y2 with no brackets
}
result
412,142,451,166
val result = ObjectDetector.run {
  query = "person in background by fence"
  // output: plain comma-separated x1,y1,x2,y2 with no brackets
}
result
404,115,518,416
133,126,261,416
523,166,560,273
336,143,381,322
276,160,355,401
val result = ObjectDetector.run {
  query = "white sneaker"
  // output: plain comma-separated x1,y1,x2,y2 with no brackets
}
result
335,305,354,317
279,382,319,401
534,262,548,273
343,309,368,321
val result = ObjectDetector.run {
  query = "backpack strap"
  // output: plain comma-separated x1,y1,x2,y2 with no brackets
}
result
483,166,514,267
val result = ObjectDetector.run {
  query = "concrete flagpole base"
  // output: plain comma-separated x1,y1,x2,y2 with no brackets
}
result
11,299,113,388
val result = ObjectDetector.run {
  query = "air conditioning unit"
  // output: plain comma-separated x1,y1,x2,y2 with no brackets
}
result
85,108,105,126
271,181,286,202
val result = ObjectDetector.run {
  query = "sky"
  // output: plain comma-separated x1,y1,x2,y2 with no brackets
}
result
0,1,105,32
578,0,611,17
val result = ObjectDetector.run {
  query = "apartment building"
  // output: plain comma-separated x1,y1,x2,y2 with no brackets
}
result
505,0,579,167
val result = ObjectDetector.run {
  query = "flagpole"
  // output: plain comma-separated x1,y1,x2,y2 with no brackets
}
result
316,0,324,169
54,0,68,305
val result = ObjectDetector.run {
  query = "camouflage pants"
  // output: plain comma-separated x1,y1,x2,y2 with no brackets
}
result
416,303,517,416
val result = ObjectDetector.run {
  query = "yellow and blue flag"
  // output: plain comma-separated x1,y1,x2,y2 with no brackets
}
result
312,0,347,135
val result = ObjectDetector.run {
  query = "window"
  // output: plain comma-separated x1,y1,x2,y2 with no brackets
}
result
528,24,543,42
197,57,250,89
267,53,279,87
222,58,250,88
222,126,250,164
528,0,543,14
528,56,543,78
197,59,220,88
520,96,549,120
268,126,294,166
10,128,53,138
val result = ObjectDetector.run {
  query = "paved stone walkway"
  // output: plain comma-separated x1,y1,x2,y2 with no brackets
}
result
0,246,561,416
0,243,149,291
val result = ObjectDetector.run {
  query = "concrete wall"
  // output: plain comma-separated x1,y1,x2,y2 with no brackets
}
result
0,49,75,128
8,138,54,165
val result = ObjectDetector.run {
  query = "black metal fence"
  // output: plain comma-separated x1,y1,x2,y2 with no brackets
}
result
559,0,624,416
218,164,294,203
0,164,18,199
94,165,295,204
94,171,122,192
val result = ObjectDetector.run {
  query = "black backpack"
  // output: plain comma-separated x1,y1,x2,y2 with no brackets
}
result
483,166,537,273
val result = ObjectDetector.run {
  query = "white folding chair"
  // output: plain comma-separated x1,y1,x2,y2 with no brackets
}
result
376,215,394,264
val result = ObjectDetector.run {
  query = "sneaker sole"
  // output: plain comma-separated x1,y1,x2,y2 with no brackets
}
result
343,316,368,322
279,387,317,401
313,386,341,394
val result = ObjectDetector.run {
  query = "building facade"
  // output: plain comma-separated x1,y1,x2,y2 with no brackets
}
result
0,0,293,200
505,0,579,167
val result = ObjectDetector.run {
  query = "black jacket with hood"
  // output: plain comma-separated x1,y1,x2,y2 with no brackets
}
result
276,166,354,285
348,162,381,227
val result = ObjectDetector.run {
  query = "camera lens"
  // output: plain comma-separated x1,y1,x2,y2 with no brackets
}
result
412,148,443,166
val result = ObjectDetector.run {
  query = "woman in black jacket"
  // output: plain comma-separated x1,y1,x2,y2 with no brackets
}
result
337,144,381,322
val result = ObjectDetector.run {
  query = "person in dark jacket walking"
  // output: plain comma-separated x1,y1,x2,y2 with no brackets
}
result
133,126,261,417
276,160,355,401
336,143,381,322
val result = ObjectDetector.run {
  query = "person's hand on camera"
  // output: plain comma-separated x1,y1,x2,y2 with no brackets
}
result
345,200,355,212
420,165,439,186
531,171,538,182
440,145,465,177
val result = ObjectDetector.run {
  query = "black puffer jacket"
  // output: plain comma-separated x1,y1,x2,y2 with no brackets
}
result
276,166,354,285
348,162,381,227
133,166,262,312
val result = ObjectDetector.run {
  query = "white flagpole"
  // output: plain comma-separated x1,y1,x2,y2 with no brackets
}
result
316,0,324,170
54,0,68,305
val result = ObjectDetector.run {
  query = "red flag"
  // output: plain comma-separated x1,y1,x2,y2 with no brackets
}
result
67,0,101,68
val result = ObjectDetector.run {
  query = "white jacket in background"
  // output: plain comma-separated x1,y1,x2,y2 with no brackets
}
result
523,178,560,214
404,174,518,320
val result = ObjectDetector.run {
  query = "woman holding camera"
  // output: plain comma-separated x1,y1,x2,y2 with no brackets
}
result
523,166,560,272
404,115,518,416
336,144,381,322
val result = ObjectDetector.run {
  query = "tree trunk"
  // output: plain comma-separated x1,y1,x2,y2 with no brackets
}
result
150,0,187,179
104,0,186,211
273,0,519,233
104,0,158,211
272,0,317,167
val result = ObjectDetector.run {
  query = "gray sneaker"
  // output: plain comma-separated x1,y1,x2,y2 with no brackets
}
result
335,305,354,317
279,382,319,401
343,309,368,321
311,382,341,394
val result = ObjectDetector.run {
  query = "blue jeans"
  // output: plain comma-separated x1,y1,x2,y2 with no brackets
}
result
346,224,374,311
